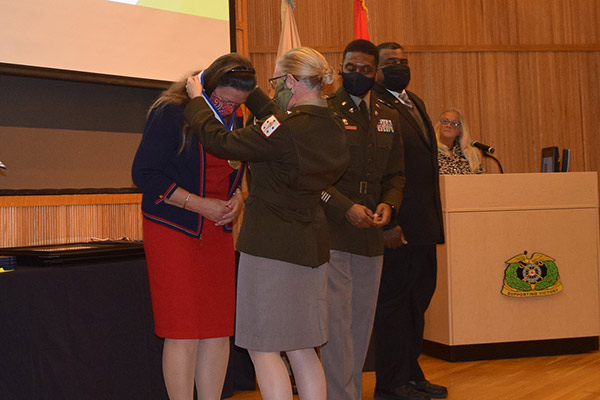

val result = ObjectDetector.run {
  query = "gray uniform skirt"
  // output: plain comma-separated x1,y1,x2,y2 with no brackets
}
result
235,252,328,352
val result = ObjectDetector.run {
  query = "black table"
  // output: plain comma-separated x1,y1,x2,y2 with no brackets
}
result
0,258,255,400
0,259,167,400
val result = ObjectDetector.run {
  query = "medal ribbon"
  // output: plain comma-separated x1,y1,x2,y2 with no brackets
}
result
199,70,234,131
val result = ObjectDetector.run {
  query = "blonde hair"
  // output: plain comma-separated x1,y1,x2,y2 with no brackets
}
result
147,72,198,153
434,108,482,173
149,71,199,115
276,47,334,90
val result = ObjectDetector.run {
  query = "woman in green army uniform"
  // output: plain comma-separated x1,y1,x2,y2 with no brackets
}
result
184,47,350,400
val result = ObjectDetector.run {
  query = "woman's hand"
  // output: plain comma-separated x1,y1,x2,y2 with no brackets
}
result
186,74,203,99
186,196,231,224
217,188,244,226
165,188,238,224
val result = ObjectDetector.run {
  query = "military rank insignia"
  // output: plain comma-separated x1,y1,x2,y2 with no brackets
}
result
341,118,357,130
501,251,563,297
376,119,394,133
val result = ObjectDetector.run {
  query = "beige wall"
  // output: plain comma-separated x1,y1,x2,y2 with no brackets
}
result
239,0,600,175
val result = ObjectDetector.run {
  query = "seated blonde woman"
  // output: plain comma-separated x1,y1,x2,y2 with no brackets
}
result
434,108,484,174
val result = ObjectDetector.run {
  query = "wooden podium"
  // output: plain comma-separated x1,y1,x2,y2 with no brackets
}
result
423,172,600,361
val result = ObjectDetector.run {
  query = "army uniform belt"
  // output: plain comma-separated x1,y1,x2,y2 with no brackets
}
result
252,191,320,209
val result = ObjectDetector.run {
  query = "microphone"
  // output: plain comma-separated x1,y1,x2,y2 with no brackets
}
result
471,141,495,154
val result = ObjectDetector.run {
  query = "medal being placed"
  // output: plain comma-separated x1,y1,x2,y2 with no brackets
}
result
228,160,241,170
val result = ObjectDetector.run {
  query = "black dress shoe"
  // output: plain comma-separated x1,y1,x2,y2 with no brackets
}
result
409,380,448,399
374,384,431,400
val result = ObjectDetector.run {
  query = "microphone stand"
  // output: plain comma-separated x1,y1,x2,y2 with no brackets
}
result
483,152,504,174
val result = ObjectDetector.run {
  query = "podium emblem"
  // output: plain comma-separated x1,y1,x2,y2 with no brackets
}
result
501,251,563,297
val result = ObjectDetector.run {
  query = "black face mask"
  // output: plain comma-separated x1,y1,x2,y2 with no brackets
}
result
341,72,375,97
381,64,411,92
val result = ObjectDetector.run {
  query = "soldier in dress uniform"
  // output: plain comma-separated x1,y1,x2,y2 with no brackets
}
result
320,39,406,400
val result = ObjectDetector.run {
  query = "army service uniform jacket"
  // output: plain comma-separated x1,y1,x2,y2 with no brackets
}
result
322,87,405,257
184,89,349,267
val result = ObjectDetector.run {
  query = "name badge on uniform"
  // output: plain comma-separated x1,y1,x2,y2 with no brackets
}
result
341,118,357,130
376,119,394,133
261,115,281,137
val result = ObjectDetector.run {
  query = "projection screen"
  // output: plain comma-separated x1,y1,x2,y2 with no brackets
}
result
0,0,233,84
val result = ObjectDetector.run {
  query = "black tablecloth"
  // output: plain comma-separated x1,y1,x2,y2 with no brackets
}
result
0,260,167,400
0,258,256,400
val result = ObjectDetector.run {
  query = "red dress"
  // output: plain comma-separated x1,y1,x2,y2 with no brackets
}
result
143,152,236,339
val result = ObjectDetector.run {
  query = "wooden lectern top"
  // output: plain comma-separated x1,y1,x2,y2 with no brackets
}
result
439,172,599,212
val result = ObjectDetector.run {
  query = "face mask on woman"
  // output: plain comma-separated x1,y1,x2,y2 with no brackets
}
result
209,92,238,116
341,72,375,97
381,64,411,92
274,78,294,111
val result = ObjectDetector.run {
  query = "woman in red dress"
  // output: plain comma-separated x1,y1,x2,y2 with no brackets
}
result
132,54,256,400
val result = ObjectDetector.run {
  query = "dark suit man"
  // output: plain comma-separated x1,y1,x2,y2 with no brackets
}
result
372,42,447,400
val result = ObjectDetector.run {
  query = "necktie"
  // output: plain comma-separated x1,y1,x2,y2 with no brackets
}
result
359,100,370,121
399,91,413,108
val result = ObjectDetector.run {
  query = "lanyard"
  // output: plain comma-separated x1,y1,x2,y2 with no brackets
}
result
199,70,234,131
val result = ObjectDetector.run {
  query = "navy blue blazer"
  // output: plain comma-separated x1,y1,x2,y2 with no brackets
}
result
132,103,243,237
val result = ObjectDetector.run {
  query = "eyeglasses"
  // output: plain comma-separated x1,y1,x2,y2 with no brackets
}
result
268,74,300,89
342,62,374,75
440,118,461,128
268,74,287,89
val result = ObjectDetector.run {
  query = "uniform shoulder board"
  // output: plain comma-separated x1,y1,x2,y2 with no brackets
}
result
325,92,337,100
287,109,306,116
376,97,395,109
260,115,281,137
332,111,346,123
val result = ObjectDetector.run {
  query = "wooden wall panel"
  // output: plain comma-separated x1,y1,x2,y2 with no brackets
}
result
369,0,598,47
235,0,248,55
579,52,600,172
477,53,526,173
247,1,279,52
294,1,353,49
241,0,599,176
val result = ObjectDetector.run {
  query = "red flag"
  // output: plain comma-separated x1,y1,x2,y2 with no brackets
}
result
354,0,370,40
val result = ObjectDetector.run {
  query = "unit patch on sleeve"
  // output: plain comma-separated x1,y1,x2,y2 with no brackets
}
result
260,115,281,137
